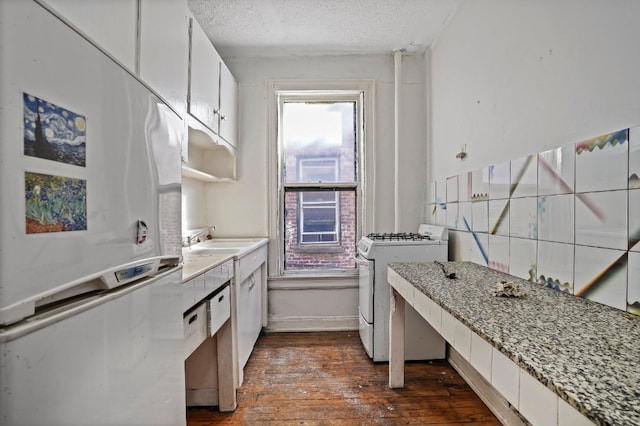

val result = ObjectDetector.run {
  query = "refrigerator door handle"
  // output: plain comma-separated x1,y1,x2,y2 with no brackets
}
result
0,255,180,326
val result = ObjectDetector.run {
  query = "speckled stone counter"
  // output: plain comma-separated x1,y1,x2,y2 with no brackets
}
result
388,261,640,426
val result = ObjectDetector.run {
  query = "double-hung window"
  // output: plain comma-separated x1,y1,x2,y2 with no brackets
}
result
275,89,365,273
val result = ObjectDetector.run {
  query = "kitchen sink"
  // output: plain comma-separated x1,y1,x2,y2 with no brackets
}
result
183,246,240,256
182,238,268,257
197,238,266,249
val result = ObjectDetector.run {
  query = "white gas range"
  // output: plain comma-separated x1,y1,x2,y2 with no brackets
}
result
356,224,448,362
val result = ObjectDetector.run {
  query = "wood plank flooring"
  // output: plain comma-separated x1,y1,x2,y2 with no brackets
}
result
187,331,500,425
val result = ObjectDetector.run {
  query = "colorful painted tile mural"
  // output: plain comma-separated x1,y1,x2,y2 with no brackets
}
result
575,129,628,193
430,126,638,316
538,144,575,196
25,172,87,233
510,154,537,198
23,93,86,167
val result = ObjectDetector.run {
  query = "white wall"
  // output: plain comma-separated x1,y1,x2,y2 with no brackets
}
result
428,0,640,183
201,53,428,237
185,53,428,330
182,176,208,233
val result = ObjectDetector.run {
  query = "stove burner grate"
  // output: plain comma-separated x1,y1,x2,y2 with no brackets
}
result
366,232,431,241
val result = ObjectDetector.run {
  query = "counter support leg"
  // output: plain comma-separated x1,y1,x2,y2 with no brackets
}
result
216,319,237,411
389,287,405,388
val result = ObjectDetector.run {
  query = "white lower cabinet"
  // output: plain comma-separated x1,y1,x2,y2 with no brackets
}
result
237,266,263,369
233,244,268,386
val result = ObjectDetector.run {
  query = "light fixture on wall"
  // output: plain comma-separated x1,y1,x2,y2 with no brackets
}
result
456,144,467,160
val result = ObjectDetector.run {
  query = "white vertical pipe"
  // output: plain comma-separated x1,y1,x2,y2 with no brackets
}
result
394,49,403,233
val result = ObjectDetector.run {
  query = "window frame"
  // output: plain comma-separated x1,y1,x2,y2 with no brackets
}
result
267,80,375,277
297,157,340,245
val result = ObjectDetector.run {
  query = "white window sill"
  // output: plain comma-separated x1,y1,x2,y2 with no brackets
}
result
268,272,358,290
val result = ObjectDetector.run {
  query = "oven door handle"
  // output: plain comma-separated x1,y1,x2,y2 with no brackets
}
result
354,254,372,268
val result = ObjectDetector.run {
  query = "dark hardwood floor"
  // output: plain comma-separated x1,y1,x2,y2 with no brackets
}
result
187,331,500,425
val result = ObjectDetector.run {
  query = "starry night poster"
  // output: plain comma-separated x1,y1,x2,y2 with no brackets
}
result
23,93,86,167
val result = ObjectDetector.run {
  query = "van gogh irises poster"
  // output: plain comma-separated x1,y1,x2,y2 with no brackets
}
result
23,93,86,167
25,172,87,233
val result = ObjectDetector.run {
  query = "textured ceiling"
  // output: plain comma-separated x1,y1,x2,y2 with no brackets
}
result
187,0,462,58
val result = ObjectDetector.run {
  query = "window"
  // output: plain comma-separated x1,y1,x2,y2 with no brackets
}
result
276,92,364,273
298,158,339,244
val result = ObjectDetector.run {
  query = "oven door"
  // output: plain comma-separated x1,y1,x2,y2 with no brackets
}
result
355,254,374,323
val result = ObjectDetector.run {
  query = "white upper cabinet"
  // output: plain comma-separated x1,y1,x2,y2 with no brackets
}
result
39,0,138,72
219,61,238,148
139,0,189,118
188,18,221,135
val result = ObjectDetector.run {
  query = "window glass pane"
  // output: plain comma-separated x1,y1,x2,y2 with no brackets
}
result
284,190,356,270
283,102,356,183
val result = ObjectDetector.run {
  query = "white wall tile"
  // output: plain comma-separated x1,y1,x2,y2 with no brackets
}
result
510,237,537,281
453,318,471,361
628,252,640,315
491,348,519,409
459,202,473,231
435,203,446,226
489,199,510,236
538,143,575,196
510,197,538,239
430,302,442,333
538,194,574,244
435,178,446,205
537,241,574,293
470,332,492,382
519,369,558,426
631,126,640,189
488,234,509,273
575,190,627,250
511,154,538,198
472,200,488,233
469,232,489,266
558,397,596,426
440,309,455,343
574,245,627,310
459,171,472,202
575,129,628,192
472,167,490,200
447,175,459,202
428,181,437,204
489,160,510,199
630,189,640,252
446,202,459,231
426,203,438,225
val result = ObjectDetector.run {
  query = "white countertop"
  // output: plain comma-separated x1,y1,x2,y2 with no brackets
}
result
182,238,268,282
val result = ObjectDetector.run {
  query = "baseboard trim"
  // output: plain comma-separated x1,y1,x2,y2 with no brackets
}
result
266,315,358,332
448,347,526,426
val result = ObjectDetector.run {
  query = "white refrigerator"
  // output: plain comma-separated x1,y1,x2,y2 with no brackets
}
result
0,1,186,425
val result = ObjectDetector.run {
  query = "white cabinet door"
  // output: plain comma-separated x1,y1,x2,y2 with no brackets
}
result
218,61,238,148
40,0,137,71
139,0,189,118
237,266,263,371
189,18,221,134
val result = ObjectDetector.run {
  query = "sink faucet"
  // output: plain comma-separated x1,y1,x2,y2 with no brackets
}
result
186,236,192,248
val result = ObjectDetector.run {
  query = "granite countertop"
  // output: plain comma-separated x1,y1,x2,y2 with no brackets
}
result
388,261,640,426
